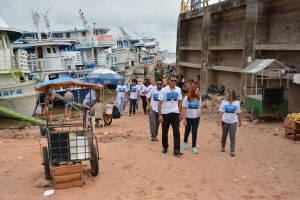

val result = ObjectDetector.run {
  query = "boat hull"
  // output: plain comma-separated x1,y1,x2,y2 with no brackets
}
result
0,81,37,116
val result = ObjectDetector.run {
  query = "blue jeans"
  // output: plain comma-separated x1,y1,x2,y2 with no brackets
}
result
184,117,200,147
149,109,159,138
117,97,125,115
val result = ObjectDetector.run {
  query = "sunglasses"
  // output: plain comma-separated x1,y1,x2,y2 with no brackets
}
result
170,80,177,82
156,83,163,85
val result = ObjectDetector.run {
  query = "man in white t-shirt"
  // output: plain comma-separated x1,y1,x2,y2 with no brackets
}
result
146,78,163,141
158,75,183,156
128,79,140,116
116,83,128,115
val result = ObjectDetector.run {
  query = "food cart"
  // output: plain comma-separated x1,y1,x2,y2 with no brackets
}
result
241,59,292,120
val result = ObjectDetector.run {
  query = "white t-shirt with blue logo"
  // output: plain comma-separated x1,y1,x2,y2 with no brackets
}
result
219,99,241,124
182,96,202,119
116,85,128,98
140,84,148,96
147,87,161,112
158,85,182,114
128,85,140,99
147,84,155,92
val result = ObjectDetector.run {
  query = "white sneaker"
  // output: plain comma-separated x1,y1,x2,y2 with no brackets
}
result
192,147,199,154
182,142,189,149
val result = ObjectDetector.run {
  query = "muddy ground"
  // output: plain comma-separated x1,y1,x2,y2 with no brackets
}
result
0,103,299,200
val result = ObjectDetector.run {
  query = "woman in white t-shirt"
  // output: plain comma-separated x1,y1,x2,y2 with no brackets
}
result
182,85,202,154
217,88,241,157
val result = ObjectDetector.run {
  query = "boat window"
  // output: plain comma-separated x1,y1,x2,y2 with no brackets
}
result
49,74,59,80
82,32,86,37
66,33,70,38
47,48,51,54
53,48,56,53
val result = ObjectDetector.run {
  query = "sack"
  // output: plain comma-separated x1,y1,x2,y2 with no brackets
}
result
112,106,121,119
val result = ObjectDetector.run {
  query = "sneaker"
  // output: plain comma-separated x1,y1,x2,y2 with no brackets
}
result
221,147,225,152
182,142,189,149
151,137,159,142
230,152,235,157
162,148,168,153
192,147,199,154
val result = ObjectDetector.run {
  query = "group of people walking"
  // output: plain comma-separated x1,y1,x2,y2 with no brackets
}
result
116,75,242,157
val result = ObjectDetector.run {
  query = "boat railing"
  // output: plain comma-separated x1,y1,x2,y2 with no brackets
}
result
60,51,83,66
28,56,76,71
14,49,29,70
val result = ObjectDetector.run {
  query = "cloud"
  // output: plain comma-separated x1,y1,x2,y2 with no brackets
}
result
0,0,181,52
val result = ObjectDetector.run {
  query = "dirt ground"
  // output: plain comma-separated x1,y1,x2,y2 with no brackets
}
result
0,103,300,200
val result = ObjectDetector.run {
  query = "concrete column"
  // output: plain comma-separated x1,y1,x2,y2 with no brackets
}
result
241,0,259,101
201,7,211,93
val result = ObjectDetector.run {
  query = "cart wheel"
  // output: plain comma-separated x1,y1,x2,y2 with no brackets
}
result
104,117,112,126
90,144,99,177
251,106,257,121
42,146,51,180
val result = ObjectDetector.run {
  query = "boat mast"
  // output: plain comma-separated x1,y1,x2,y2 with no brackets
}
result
42,7,52,39
31,8,42,41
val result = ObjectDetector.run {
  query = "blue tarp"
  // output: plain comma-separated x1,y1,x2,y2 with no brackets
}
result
85,73,125,85
36,77,75,87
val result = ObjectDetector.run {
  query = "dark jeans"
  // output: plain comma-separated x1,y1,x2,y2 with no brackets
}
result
141,95,147,114
221,121,237,152
162,113,180,151
184,117,200,147
129,98,137,114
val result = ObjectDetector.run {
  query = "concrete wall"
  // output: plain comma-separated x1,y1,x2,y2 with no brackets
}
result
177,0,300,112
288,83,300,113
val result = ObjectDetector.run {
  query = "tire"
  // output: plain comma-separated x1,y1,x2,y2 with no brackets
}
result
251,106,257,121
90,144,99,177
42,146,51,180
104,117,112,126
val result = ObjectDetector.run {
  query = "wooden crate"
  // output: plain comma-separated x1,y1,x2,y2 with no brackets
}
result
284,118,300,141
51,164,84,190
284,118,300,131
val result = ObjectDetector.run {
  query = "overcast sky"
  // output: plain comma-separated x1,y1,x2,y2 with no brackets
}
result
0,0,219,52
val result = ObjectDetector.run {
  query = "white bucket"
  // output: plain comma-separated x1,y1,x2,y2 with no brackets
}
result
106,104,114,115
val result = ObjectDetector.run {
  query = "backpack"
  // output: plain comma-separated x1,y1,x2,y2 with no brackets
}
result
112,106,121,119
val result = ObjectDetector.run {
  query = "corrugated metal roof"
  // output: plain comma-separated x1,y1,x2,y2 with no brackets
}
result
241,59,286,74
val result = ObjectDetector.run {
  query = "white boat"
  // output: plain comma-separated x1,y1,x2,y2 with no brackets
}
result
0,16,37,116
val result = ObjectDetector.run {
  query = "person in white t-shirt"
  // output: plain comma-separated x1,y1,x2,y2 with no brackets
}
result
116,83,128,115
217,88,242,157
128,79,140,116
158,75,183,156
146,78,163,141
182,85,202,154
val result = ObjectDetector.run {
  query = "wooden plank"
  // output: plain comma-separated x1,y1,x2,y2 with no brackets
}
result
52,164,82,176
54,173,82,183
54,179,84,190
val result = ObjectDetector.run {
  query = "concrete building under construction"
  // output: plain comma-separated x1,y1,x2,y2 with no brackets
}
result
176,0,300,112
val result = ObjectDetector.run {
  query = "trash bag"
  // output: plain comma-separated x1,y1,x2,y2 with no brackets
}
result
112,106,121,119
